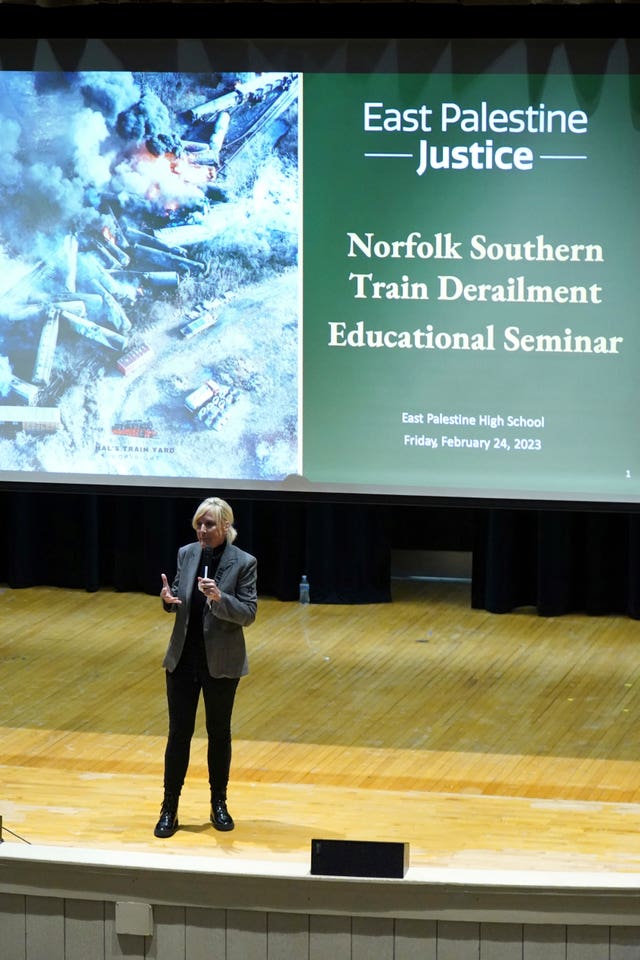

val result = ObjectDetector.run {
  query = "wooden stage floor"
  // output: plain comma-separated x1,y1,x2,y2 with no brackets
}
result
2,579,640,878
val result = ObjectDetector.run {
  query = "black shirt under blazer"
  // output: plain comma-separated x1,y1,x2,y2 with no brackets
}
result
162,541,258,678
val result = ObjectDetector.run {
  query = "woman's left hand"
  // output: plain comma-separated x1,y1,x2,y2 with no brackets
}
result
198,577,221,602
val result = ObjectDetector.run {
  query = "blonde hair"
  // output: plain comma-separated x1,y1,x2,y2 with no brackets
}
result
192,496,237,543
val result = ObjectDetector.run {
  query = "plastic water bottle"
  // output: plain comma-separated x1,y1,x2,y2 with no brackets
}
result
299,574,310,604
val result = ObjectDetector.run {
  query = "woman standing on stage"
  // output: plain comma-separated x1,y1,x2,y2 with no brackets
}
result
154,496,258,838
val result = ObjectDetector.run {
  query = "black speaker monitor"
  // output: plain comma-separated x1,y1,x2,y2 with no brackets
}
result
310,838,409,878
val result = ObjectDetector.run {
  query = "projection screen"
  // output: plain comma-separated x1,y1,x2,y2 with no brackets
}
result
0,34,639,507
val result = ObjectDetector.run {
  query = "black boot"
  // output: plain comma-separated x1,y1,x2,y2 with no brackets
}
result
210,793,234,831
154,795,179,838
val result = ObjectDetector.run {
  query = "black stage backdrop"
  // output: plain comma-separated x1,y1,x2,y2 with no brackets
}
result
2,2,640,617
2,489,640,617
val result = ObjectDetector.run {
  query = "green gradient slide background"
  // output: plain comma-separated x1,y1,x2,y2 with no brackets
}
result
301,71,640,502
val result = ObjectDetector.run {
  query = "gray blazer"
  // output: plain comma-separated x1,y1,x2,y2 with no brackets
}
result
162,541,257,678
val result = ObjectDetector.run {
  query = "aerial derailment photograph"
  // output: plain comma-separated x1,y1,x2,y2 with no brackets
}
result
0,69,300,486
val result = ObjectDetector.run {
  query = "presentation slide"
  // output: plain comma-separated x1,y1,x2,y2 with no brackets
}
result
302,70,640,505
0,56,638,506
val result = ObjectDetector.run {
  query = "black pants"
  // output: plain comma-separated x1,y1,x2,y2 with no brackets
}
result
163,661,240,799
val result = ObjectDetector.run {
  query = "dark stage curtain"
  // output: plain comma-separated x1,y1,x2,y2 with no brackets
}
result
472,508,640,619
3,490,639,617
0,491,392,604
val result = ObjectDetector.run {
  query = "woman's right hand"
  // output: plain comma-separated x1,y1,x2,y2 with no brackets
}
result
160,573,182,605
